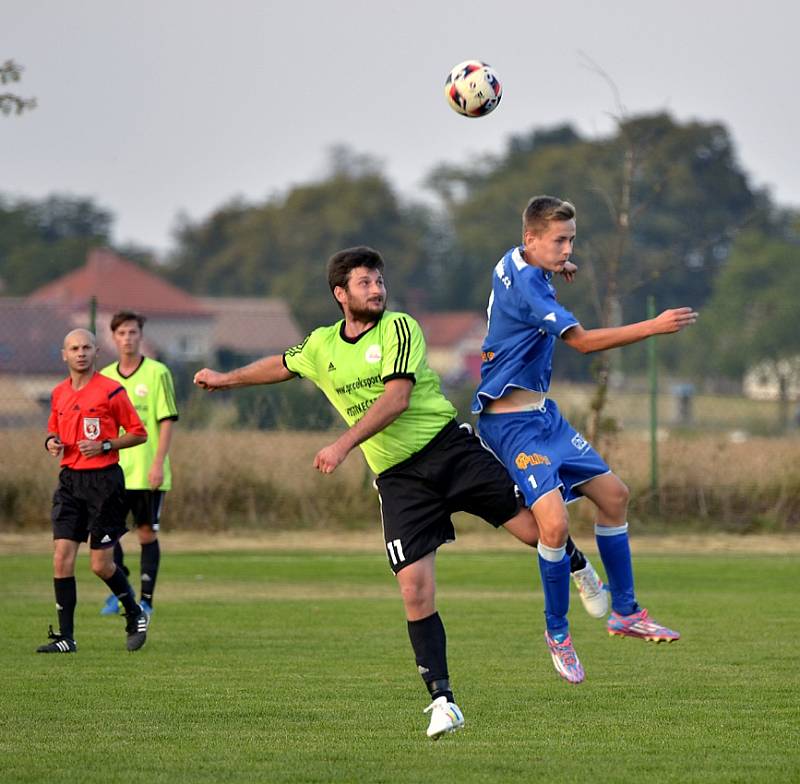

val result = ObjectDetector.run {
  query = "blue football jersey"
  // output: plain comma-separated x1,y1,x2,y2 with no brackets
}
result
472,246,579,414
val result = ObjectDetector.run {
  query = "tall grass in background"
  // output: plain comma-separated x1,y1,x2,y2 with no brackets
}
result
2,428,799,533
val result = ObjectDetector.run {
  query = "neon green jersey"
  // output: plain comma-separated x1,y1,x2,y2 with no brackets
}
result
101,357,179,490
283,311,457,474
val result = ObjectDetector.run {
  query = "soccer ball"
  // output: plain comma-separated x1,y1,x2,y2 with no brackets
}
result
444,60,502,118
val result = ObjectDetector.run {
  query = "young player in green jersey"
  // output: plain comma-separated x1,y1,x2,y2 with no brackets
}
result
100,311,179,617
193,246,604,739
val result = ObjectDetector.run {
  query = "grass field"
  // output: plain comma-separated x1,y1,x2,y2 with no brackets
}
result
1,544,798,783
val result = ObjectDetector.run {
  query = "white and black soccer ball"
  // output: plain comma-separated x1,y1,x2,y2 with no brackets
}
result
444,60,502,118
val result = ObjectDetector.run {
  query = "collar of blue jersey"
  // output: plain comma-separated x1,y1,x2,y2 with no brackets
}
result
511,246,552,281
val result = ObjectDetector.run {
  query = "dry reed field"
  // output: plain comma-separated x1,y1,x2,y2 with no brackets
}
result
2,426,800,533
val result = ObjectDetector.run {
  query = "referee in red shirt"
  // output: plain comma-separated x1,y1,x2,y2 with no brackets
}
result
38,328,150,653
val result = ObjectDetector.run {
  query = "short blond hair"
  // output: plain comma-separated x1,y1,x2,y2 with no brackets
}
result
522,196,576,239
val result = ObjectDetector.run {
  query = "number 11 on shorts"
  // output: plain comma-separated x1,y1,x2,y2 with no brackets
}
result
387,538,406,566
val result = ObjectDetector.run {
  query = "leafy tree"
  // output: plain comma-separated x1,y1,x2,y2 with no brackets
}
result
0,195,114,294
167,149,435,331
427,113,764,371
694,229,800,429
1,60,36,116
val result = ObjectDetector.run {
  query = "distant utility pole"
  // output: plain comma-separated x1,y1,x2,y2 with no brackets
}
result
648,295,659,510
89,296,97,334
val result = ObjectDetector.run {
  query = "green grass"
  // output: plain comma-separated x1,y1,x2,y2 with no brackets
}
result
1,548,798,783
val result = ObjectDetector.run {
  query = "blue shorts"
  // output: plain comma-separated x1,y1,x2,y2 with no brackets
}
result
477,399,610,508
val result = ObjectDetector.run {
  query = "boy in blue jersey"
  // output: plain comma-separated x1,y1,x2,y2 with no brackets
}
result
474,196,698,683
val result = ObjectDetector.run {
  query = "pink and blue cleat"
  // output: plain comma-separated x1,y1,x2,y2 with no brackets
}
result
544,630,585,684
607,607,680,642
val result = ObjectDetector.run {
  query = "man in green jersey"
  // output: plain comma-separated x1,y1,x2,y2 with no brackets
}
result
100,311,179,617
193,246,601,739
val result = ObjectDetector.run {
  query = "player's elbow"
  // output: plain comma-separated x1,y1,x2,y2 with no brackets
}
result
563,335,593,354
393,394,411,416
562,326,590,354
132,433,148,447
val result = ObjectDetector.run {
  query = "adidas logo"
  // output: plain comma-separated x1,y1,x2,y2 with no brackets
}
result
327,362,336,372
100,534,112,544
141,574,152,582
417,665,430,675
543,312,557,322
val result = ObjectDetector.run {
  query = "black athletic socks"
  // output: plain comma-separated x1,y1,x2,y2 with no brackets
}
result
113,541,129,577
407,612,454,703
102,566,139,615
54,576,77,639
565,536,587,573
140,539,160,605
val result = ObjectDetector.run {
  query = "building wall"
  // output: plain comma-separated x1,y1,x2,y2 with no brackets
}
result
95,314,214,362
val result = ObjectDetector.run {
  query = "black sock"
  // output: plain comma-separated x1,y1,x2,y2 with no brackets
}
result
140,539,160,605
113,541,128,578
102,566,139,615
565,536,587,573
54,577,77,640
407,612,454,703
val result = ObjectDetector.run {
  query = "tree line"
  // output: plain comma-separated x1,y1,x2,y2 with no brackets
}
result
2,112,799,392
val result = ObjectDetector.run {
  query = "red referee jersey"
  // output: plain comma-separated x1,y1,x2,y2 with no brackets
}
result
48,372,147,470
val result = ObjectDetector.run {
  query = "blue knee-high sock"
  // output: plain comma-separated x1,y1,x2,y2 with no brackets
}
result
537,543,570,638
595,523,637,616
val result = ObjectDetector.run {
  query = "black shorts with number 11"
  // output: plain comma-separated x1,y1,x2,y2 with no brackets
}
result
375,419,522,573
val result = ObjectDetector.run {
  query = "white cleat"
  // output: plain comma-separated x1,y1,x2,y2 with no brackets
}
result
424,696,465,739
572,560,609,618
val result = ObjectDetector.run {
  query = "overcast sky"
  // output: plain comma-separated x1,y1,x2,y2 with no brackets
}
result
3,1,798,255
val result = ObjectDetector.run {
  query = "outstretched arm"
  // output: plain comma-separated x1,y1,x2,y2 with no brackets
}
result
193,355,295,390
313,378,413,474
562,307,698,354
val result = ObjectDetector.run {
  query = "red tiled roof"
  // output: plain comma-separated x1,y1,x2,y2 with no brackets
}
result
415,312,486,348
28,248,209,317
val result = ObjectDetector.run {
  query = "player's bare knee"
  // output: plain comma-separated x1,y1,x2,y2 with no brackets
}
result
90,561,106,578
536,515,569,548
603,476,630,518
398,580,434,617
53,551,74,576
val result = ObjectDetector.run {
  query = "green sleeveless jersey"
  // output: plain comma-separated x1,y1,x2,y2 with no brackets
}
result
101,357,179,490
283,311,456,474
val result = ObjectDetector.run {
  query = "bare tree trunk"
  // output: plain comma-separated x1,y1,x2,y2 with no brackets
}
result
587,148,633,445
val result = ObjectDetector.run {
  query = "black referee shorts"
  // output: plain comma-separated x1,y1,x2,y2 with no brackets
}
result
51,465,128,549
375,420,523,573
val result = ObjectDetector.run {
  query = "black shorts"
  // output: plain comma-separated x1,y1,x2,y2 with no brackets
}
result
124,490,166,530
51,465,128,550
375,420,522,573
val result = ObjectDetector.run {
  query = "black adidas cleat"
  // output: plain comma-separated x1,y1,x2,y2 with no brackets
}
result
125,608,149,651
36,625,77,654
